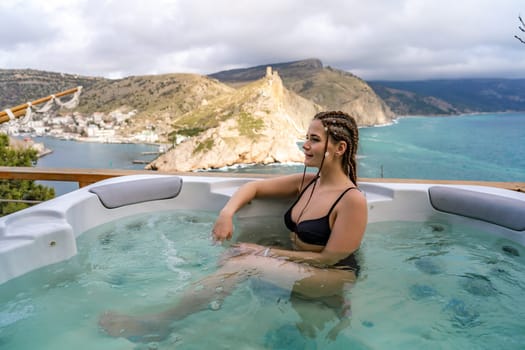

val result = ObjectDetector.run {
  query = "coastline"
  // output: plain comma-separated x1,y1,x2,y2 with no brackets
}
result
8,136,53,157
9,111,525,180
17,110,525,147
362,110,525,129
12,133,166,161
6,111,522,198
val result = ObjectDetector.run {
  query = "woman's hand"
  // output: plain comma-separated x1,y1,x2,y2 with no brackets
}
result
211,211,234,241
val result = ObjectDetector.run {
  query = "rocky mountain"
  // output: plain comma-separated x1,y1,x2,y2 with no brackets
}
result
210,59,395,126
369,79,525,115
148,68,320,171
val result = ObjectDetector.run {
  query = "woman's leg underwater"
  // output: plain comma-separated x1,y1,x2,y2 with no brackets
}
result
98,264,250,342
289,271,355,339
98,254,354,342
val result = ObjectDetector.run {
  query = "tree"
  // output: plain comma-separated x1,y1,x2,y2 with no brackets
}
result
0,134,55,216
516,15,525,44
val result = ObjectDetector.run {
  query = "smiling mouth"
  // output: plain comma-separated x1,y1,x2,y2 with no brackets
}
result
304,153,313,158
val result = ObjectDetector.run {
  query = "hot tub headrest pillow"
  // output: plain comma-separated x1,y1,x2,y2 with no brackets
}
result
89,176,183,209
429,186,525,231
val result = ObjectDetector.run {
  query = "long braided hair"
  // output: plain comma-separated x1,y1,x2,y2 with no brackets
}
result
295,111,360,222
313,110,359,184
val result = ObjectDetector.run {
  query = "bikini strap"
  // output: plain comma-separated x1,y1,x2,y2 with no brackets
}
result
287,175,319,210
298,175,319,196
327,187,357,215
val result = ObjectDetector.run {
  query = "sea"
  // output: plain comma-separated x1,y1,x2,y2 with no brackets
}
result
27,112,525,196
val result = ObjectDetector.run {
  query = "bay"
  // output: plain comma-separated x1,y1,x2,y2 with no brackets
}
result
32,137,159,195
27,112,525,196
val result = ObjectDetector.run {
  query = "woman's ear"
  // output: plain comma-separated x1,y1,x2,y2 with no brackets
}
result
337,141,347,155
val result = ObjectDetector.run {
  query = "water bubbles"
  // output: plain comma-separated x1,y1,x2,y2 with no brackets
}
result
0,299,34,328
208,300,222,311
98,232,113,246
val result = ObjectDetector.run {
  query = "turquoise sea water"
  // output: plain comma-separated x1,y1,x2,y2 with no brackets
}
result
28,112,525,195
358,112,525,181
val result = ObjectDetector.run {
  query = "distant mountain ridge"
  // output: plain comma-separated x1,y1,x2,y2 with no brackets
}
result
3,63,525,120
369,78,525,115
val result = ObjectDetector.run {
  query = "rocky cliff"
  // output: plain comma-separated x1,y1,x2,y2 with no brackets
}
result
210,59,395,126
147,68,320,171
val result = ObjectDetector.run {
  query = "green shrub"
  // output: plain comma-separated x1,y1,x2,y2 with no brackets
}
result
0,134,55,216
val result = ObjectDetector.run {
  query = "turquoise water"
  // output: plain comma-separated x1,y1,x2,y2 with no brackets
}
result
33,137,159,170
31,136,159,195
1,212,524,349
24,112,525,195
358,112,525,181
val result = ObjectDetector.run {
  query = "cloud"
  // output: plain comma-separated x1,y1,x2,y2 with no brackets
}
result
0,2,60,50
1,0,524,80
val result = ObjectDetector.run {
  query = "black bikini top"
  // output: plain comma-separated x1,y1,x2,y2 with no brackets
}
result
284,178,357,246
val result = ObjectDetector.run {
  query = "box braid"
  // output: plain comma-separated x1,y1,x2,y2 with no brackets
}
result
314,111,359,184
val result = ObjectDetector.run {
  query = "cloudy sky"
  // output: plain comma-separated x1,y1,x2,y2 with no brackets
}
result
1,0,524,81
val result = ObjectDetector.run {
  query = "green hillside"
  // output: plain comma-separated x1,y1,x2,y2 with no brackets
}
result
0,69,102,110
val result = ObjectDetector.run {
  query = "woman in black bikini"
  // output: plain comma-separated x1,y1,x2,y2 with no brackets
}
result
99,111,368,341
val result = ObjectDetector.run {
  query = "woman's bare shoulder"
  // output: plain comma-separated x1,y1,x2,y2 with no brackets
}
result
341,186,367,208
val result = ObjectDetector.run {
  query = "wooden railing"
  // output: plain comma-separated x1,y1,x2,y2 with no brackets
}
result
0,87,81,123
0,166,524,192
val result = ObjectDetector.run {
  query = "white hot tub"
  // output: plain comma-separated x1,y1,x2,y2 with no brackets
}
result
1,174,524,285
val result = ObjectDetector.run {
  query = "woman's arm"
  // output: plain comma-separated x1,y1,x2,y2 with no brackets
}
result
212,173,315,241
322,188,368,261
231,242,353,268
